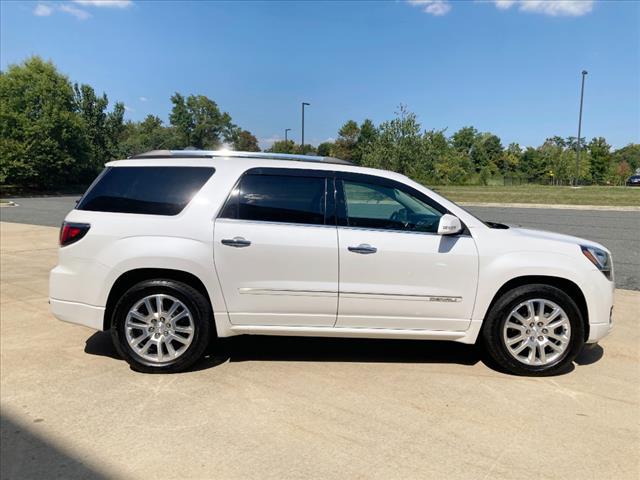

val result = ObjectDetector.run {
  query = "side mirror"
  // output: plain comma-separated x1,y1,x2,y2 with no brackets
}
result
437,214,462,235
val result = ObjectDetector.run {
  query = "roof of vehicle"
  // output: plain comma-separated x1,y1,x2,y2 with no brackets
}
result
127,149,353,166
107,148,428,190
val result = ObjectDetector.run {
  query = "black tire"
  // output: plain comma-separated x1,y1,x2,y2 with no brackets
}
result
111,279,212,373
481,284,585,376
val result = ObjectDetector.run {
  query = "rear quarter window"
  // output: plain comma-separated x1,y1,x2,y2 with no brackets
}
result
77,166,214,216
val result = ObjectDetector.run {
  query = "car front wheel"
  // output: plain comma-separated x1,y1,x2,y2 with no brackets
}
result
481,284,585,376
111,279,212,373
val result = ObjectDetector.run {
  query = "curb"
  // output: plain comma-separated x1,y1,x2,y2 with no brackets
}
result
459,202,640,212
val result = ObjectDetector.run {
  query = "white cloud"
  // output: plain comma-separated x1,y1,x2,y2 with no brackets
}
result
124,105,135,112
32,0,133,20
33,3,53,16
139,96,148,102
493,0,594,16
494,0,516,9
73,0,132,8
59,4,92,20
407,0,452,16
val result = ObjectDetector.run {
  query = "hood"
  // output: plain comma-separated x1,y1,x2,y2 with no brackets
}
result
510,227,608,253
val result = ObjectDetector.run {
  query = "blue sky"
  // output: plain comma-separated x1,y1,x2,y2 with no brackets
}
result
1,0,639,149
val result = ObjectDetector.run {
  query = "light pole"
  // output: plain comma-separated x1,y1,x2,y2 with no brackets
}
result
285,128,291,143
575,70,588,186
301,102,310,151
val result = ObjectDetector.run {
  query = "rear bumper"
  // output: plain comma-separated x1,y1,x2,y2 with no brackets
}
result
50,298,105,331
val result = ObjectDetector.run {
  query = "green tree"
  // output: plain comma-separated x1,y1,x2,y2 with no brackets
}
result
232,129,260,152
316,142,334,157
332,120,360,161
297,143,317,155
447,126,480,181
611,144,640,172
73,83,124,181
361,105,424,177
433,149,470,185
267,139,297,154
588,137,611,184
613,160,632,185
0,56,87,188
422,129,450,180
451,126,478,155
169,93,235,149
354,119,378,164
120,115,179,157
565,136,586,152
504,143,522,173
538,139,568,184
519,147,545,180
471,133,503,174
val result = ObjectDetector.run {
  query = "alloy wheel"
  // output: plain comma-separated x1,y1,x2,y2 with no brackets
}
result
502,299,571,366
124,294,195,364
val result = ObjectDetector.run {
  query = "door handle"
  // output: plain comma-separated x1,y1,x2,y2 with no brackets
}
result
221,237,252,248
348,244,377,254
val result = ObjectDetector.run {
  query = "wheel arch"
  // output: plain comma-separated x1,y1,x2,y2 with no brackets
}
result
483,275,589,341
103,268,213,331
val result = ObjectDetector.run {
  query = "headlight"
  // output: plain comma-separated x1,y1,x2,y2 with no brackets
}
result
581,245,613,280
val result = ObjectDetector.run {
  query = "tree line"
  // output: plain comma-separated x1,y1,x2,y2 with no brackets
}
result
270,107,639,186
1,57,637,190
0,57,259,189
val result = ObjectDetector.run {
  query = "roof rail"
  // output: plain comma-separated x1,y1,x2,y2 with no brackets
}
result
129,149,353,166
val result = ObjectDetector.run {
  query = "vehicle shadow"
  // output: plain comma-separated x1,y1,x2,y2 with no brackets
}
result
85,330,481,370
574,343,604,365
84,331,604,375
84,331,121,360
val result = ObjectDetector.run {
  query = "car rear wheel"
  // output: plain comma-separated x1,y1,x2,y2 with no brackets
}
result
111,279,212,373
481,284,585,376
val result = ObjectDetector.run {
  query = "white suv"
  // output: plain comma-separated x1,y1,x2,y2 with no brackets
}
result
49,150,614,375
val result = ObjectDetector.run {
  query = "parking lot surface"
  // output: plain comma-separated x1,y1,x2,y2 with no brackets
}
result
2,196,639,290
1,221,639,479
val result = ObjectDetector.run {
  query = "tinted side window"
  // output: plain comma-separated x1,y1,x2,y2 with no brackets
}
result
342,180,443,233
77,166,214,216
227,174,327,225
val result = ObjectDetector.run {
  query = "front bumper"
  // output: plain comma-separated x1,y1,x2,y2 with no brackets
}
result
587,320,613,343
583,269,615,344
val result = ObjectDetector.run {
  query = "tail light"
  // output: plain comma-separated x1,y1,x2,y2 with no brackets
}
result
59,222,90,247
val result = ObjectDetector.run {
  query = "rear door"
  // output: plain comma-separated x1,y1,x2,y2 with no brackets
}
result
213,168,339,327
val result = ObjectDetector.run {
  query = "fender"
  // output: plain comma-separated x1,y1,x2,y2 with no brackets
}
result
472,250,594,322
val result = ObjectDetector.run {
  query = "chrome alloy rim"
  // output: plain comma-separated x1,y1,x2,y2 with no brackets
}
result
502,299,571,366
124,294,195,364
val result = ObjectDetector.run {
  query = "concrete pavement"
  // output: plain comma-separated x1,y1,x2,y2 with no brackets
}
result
1,221,639,479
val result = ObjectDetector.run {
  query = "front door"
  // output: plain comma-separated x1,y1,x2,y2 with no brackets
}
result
214,169,338,327
335,175,478,331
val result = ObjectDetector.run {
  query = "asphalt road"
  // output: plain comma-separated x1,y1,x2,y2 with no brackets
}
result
470,206,640,291
1,196,638,290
